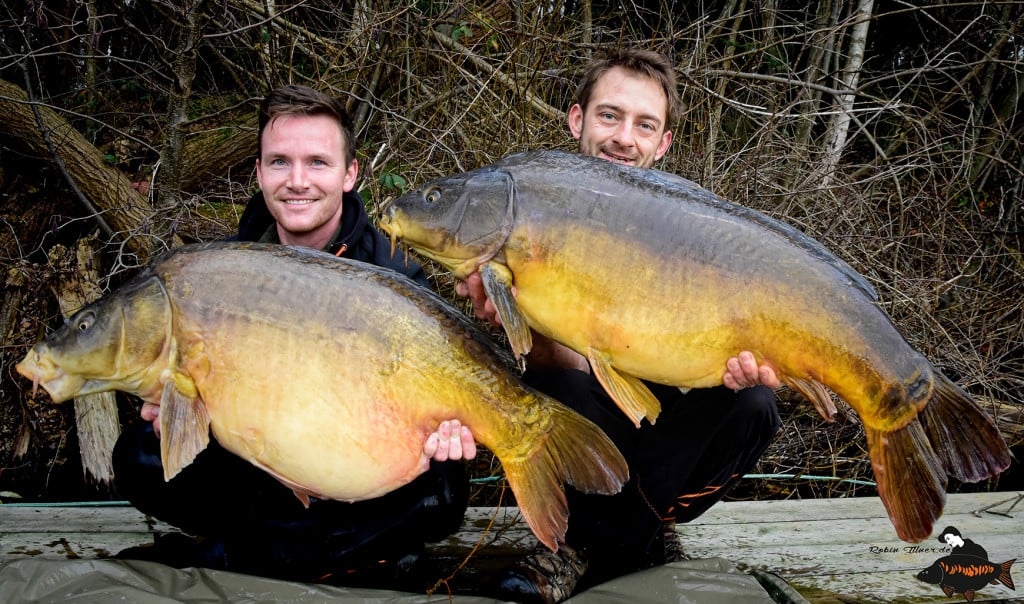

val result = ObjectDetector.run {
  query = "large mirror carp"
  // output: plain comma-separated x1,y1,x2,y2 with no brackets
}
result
15,242,628,552
379,149,1011,544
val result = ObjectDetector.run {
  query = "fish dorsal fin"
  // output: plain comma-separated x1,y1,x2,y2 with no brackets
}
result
785,377,838,422
159,378,210,481
481,261,532,360
586,348,661,427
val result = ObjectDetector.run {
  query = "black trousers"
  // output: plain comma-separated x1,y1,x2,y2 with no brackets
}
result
523,368,780,567
112,421,469,582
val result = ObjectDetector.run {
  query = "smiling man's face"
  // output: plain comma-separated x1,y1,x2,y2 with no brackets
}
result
256,113,357,249
568,66,673,169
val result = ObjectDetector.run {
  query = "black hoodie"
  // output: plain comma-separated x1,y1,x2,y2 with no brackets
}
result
232,190,428,287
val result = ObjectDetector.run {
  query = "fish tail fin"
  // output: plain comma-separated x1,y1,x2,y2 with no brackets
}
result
501,401,629,551
917,373,1011,483
996,559,1016,590
865,420,947,542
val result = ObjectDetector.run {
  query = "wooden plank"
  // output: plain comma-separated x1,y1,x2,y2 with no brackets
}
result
678,493,1024,604
0,505,177,533
0,532,156,561
2,494,1021,604
679,511,1019,552
686,491,1021,524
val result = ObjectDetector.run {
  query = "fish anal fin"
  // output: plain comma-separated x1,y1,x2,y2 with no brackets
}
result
498,398,628,551
586,349,660,427
480,262,532,359
865,421,946,542
159,380,211,482
784,376,837,422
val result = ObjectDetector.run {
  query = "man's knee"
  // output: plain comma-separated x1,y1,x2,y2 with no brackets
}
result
111,420,163,501
731,385,781,440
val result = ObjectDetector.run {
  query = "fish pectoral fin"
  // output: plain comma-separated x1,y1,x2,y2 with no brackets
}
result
941,585,955,597
586,349,661,427
480,262,532,359
158,381,211,482
785,377,837,422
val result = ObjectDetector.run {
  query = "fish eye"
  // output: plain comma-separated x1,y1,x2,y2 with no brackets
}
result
425,188,441,204
75,312,94,332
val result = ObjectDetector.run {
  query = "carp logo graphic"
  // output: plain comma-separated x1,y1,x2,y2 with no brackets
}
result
916,526,1016,602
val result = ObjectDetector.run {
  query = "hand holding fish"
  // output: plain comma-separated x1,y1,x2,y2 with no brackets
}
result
724,351,781,391
424,419,477,461
141,402,161,436
455,273,503,326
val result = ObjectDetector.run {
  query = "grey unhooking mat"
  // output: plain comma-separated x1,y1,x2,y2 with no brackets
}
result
0,556,792,603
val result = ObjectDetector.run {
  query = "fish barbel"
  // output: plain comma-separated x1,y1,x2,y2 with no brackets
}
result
379,149,1011,543
15,241,628,551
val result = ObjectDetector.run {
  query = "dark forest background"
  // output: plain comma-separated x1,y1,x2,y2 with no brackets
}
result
1,0,1022,505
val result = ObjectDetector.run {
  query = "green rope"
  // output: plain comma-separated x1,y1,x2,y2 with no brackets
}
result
741,473,877,487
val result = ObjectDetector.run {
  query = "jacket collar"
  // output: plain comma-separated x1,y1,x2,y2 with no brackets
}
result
248,190,368,257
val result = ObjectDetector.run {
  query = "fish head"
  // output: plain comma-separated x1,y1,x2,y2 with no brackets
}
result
916,561,944,584
15,276,173,403
381,167,515,277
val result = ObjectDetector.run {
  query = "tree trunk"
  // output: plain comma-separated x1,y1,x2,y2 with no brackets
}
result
703,0,746,183
792,0,839,151
153,0,210,253
178,121,257,191
968,5,1024,192
48,237,120,487
0,78,156,264
819,0,874,187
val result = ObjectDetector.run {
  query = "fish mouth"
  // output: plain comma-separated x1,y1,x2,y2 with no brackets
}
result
380,202,501,280
379,212,475,277
377,215,406,262
15,355,82,403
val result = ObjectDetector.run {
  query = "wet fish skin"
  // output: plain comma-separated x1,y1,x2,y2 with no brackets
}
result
379,149,1011,543
15,242,628,551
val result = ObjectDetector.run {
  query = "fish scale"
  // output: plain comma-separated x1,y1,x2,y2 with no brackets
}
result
380,149,1012,544
15,241,628,552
